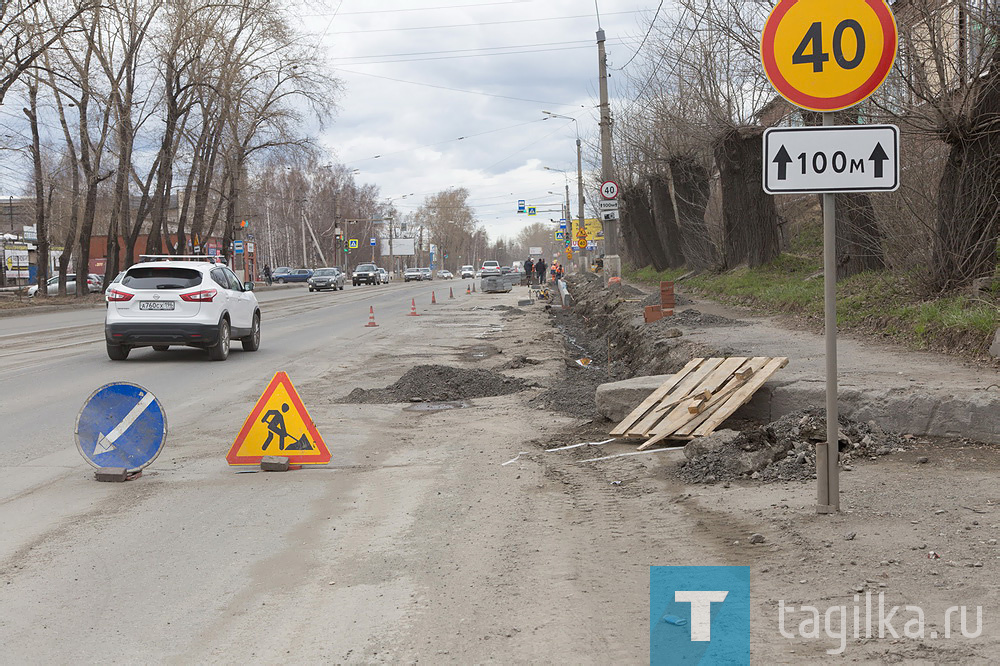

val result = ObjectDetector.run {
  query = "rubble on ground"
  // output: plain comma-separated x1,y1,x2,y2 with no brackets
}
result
663,309,749,328
678,408,909,484
341,364,533,403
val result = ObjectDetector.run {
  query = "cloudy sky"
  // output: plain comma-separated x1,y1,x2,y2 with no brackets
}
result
305,1,658,241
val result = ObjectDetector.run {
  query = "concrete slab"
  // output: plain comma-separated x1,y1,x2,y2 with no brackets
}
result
596,293,1000,443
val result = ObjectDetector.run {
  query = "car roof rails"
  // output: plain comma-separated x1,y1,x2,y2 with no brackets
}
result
138,254,222,264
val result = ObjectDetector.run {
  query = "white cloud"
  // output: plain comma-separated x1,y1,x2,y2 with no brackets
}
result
307,0,653,240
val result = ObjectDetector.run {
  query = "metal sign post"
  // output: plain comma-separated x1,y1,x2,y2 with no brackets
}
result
761,0,898,514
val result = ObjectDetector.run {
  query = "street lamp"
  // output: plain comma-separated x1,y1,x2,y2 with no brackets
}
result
542,112,587,270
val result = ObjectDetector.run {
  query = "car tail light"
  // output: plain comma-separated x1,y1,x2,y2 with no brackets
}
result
107,289,134,302
180,289,217,302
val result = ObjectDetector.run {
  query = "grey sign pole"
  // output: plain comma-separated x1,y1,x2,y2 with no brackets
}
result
818,111,840,514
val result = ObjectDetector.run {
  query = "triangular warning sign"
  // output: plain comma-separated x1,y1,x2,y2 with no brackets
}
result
227,372,330,465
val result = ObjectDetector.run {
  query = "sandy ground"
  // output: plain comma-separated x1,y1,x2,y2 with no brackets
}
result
2,281,997,663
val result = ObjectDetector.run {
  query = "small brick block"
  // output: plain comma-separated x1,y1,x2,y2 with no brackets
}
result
644,305,663,323
661,309,674,317
95,467,128,482
261,456,290,472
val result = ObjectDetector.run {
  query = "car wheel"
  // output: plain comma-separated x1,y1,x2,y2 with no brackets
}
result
277,278,285,284
309,287,314,292
152,345,169,352
242,312,260,352
339,285,344,291
106,342,130,361
208,317,230,361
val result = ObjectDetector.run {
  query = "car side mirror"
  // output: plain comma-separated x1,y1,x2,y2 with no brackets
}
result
244,281,254,291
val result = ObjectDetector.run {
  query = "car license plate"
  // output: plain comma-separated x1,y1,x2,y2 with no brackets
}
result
139,301,174,310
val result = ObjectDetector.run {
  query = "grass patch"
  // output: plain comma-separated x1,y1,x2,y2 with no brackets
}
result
627,256,999,360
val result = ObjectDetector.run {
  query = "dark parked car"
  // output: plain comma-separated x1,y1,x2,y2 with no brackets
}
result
278,268,313,283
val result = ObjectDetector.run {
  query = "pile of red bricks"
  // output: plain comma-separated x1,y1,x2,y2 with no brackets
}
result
644,281,675,324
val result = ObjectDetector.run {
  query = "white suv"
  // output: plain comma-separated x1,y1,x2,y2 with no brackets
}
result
105,256,260,361
481,260,501,276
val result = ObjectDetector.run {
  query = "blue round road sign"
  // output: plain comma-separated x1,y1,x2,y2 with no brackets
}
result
75,382,168,471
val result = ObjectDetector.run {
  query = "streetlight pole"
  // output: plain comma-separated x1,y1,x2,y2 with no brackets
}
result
543,112,587,272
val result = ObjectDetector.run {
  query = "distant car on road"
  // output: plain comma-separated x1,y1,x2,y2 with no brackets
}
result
28,273,102,297
308,267,345,291
419,268,432,280
460,265,475,279
271,266,292,282
403,267,423,282
352,263,379,286
437,270,453,279
104,255,260,361
280,268,313,283
378,268,389,283
481,260,501,276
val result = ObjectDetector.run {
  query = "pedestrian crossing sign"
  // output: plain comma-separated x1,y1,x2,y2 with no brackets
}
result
226,371,330,465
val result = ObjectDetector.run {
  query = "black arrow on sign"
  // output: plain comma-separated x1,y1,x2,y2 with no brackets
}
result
772,145,792,180
869,142,889,178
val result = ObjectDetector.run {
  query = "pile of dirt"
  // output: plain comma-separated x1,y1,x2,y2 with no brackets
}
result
501,355,542,370
678,408,909,484
663,309,749,328
341,364,533,404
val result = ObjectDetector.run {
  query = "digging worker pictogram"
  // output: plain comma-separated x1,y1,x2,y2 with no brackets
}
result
261,403,312,451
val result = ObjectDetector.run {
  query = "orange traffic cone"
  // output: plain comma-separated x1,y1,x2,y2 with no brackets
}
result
466,285,471,294
408,298,420,316
431,291,437,304
449,287,455,299
365,306,378,327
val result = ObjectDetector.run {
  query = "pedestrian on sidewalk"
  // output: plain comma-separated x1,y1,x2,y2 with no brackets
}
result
524,258,534,285
535,258,546,284
263,264,273,286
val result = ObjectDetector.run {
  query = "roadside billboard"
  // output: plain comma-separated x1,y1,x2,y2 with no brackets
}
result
380,237,415,256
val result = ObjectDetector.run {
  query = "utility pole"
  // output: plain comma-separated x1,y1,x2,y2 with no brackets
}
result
300,202,308,267
597,26,620,281
576,137,587,273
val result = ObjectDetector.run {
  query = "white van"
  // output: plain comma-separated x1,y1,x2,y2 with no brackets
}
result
460,265,475,278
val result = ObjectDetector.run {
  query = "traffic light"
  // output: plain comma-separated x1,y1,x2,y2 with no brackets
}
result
239,219,248,229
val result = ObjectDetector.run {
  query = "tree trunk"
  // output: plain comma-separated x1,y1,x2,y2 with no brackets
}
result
833,193,885,280
621,183,669,270
24,79,48,295
648,174,686,268
931,60,1000,290
667,155,717,271
714,127,781,268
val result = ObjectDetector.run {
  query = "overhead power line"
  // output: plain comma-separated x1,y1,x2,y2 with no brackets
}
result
328,10,643,34
333,67,586,108
613,0,666,71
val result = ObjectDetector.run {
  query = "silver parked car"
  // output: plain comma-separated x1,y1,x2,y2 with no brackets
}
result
28,273,103,297
307,267,345,291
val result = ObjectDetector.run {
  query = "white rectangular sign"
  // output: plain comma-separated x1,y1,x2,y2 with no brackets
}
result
380,237,415,256
529,246,542,255
763,125,899,194
598,200,619,211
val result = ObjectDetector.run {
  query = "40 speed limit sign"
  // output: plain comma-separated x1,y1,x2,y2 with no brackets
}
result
761,0,897,112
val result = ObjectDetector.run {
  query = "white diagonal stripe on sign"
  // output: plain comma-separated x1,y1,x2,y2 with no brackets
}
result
97,392,156,452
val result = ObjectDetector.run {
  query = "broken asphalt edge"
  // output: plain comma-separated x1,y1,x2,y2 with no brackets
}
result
597,375,1000,444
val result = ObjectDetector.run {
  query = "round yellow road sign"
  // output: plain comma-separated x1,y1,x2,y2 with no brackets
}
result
577,239,587,249
761,0,897,112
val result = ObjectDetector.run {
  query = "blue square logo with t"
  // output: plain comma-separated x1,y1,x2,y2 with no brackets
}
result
650,566,750,664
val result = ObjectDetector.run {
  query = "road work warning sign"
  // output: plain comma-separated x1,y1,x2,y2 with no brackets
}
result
227,372,330,465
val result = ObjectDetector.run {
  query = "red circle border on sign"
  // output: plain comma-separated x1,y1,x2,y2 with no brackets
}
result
761,0,897,112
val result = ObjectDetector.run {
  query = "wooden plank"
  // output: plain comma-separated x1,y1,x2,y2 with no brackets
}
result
625,357,728,437
674,357,770,436
632,357,748,439
691,357,789,437
608,358,704,436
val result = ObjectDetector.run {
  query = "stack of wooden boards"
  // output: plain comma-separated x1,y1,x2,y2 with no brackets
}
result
610,357,788,450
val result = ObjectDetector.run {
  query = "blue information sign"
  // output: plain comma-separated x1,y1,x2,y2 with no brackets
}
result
233,240,244,255
75,383,167,471
517,199,526,213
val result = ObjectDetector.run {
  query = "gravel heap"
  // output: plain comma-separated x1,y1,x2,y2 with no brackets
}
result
501,355,542,370
664,309,748,328
341,364,532,403
679,408,909,484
